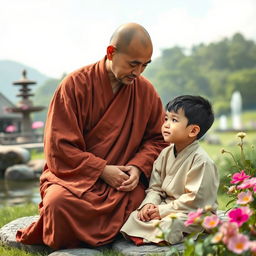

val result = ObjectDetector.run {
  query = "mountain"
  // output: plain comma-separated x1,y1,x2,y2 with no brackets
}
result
33,77,61,122
0,60,52,103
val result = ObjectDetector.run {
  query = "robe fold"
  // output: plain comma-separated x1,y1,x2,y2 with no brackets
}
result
16,57,166,249
121,141,219,244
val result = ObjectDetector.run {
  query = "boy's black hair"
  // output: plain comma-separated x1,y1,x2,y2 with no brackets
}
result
165,95,214,139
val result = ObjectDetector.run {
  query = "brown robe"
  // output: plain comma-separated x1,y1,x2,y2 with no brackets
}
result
16,57,166,249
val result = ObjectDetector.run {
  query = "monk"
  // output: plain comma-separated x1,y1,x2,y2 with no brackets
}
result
16,23,167,249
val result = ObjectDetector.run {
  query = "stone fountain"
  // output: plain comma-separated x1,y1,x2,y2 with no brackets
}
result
6,70,45,143
230,91,242,130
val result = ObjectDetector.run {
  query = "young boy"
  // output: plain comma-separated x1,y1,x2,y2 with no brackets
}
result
121,95,219,245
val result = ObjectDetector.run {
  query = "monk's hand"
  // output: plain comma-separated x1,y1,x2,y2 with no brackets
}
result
117,165,141,192
137,204,156,222
148,205,161,220
100,165,130,189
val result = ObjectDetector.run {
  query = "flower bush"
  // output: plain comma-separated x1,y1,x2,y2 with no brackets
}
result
169,132,256,255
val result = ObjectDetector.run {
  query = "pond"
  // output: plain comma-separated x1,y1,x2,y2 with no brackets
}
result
0,179,40,207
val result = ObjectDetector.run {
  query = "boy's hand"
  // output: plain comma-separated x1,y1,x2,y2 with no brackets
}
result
137,204,159,222
147,206,161,220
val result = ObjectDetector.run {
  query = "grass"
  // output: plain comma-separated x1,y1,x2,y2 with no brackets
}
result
0,204,45,256
0,245,43,256
30,150,44,160
0,204,38,228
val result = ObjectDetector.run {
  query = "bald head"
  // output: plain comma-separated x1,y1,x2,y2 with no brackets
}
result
110,23,152,53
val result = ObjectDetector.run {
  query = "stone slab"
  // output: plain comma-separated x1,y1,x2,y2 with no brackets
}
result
112,238,184,256
0,210,228,255
48,248,101,256
0,215,52,254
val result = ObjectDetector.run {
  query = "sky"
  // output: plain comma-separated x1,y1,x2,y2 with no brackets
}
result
1,0,256,78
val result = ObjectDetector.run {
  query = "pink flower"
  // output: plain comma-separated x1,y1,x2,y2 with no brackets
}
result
228,208,250,227
32,121,44,129
5,125,17,132
250,241,256,253
202,215,219,229
240,206,253,216
211,232,223,243
237,178,256,190
237,191,253,205
184,208,203,226
227,233,250,254
20,104,29,110
219,222,239,244
231,170,251,184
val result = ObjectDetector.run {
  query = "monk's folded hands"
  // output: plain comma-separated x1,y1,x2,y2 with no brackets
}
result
100,165,130,189
117,165,141,192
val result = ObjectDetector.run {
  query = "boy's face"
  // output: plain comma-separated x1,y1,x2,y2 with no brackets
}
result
161,108,191,145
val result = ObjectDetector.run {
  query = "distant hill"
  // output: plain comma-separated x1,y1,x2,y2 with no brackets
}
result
33,78,61,122
0,60,52,103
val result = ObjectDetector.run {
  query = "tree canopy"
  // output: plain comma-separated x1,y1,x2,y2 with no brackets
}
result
144,33,256,115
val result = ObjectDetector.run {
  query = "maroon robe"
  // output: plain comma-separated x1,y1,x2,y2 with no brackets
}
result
16,57,166,249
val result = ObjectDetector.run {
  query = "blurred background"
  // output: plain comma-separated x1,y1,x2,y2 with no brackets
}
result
0,0,256,207
1,0,256,121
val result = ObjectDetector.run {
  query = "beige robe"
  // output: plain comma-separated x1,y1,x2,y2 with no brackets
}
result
121,141,219,244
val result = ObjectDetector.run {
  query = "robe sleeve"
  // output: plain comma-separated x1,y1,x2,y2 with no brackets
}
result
43,76,107,198
127,92,167,179
158,159,219,218
137,150,167,209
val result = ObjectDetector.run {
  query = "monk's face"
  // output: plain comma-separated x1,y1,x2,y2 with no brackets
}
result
110,39,152,85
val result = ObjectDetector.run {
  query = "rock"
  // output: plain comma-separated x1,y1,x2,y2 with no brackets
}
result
0,146,30,176
27,158,45,178
112,238,184,256
1,210,228,256
0,215,52,254
204,134,221,145
5,164,35,180
48,248,101,256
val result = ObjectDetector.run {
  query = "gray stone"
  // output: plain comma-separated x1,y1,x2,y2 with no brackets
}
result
27,158,46,177
112,238,184,256
0,210,228,256
48,248,101,256
204,134,221,145
0,146,30,172
0,215,52,254
5,164,35,180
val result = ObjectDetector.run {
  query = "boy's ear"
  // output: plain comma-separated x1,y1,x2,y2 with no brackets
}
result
188,125,200,138
106,45,116,60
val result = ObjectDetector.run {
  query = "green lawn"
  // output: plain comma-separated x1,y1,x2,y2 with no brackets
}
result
0,204,46,256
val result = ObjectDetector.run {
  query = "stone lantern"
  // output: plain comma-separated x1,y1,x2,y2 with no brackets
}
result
6,70,45,142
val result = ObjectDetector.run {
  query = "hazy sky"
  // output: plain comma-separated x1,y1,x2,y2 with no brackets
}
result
1,0,256,78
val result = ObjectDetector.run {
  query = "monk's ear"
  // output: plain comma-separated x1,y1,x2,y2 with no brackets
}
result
188,125,200,139
106,45,116,60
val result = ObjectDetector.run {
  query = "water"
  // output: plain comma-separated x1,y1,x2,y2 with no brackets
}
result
0,179,41,207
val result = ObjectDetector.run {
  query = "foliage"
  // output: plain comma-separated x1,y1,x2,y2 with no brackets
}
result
32,78,60,123
217,135,256,194
169,132,256,255
144,33,256,114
